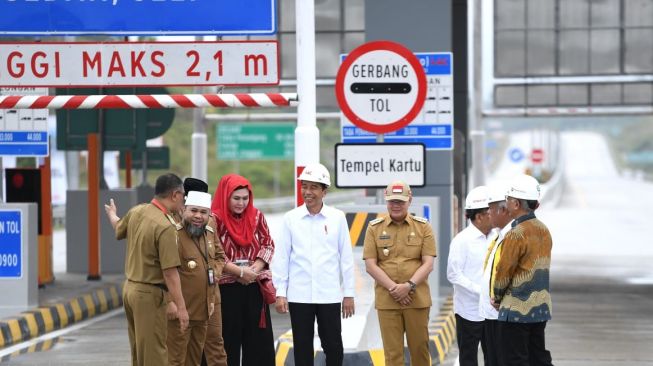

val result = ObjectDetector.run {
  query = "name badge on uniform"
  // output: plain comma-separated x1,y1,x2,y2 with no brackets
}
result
379,235,391,240
207,268,215,286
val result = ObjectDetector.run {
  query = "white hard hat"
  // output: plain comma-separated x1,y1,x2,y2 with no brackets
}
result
298,163,331,187
465,186,489,210
185,191,212,209
487,183,508,203
507,174,540,201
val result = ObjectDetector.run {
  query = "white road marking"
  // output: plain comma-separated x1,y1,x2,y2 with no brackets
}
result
0,308,124,359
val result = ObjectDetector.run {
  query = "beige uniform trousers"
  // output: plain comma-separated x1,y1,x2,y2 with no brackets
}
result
123,281,168,366
378,307,430,366
203,303,228,366
167,319,208,366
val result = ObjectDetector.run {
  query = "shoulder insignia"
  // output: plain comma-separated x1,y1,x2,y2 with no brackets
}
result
369,217,385,226
206,225,214,233
412,216,429,224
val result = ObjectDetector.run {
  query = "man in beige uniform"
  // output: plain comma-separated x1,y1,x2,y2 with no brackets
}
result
167,191,226,366
363,181,437,366
105,173,189,366
180,177,228,366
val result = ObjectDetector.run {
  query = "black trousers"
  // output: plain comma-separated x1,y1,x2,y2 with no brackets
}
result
482,319,502,366
500,321,553,366
289,302,343,366
455,314,486,366
219,283,275,366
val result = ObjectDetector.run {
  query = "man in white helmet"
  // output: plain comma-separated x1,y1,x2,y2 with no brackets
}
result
493,174,553,366
447,186,494,366
478,183,512,366
272,163,355,366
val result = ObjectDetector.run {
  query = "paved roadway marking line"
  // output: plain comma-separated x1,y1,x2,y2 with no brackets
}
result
368,349,384,364
0,308,124,360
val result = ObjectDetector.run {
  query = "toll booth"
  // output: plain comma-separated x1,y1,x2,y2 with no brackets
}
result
66,189,140,274
0,203,38,318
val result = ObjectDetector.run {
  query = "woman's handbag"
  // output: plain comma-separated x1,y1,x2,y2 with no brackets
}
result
257,277,277,328
257,277,276,305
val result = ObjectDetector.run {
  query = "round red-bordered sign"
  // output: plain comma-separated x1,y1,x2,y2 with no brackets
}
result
335,40,427,134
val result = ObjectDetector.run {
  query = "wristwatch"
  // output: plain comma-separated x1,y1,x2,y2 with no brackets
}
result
407,280,417,292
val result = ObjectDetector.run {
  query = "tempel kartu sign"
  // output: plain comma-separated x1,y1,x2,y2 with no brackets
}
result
0,41,279,87
335,41,427,134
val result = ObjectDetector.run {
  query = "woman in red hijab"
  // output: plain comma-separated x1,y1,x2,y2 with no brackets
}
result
204,174,275,366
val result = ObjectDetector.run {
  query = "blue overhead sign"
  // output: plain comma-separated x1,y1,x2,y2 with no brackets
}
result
0,211,22,278
0,0,277,36
341,52,454,150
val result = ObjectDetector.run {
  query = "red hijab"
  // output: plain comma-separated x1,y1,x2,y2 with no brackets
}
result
211,174,257,247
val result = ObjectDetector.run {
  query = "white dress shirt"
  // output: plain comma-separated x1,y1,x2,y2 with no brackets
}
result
272,203,355,304
447,223,490,322
478,221,513,320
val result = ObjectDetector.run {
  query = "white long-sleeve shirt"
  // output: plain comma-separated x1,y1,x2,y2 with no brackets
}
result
447,223,490,322
478,221,513,320
272,203,355,304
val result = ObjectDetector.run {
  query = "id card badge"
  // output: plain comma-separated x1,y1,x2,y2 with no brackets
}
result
207,268,215,286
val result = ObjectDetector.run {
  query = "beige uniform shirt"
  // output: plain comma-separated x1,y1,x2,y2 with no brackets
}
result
363,214,437,309
116,202,181,285
176,226,219,321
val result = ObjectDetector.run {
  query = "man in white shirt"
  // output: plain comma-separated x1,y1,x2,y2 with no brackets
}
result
272,163,355,366
479,184,512,366
447,186,493,366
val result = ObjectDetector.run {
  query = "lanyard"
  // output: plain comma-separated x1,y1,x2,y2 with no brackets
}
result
192,234,209,265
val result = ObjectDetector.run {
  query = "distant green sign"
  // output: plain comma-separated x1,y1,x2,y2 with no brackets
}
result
119,147,170,170
217,123,294,161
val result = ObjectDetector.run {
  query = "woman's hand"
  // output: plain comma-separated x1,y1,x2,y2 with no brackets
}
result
240,266,258,284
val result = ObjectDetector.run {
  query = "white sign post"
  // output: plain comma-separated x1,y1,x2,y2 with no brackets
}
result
335,143,425,188
335,41,426,134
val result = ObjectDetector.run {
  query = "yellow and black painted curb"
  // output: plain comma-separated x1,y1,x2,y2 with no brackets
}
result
345,212,385,247
0,282,122,351
274,296,456,365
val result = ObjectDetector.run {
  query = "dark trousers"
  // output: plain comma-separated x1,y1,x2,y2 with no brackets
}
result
482,319,502,366
500,321,553,366
219,283,275,366
455,314,486,366
289,302,343,366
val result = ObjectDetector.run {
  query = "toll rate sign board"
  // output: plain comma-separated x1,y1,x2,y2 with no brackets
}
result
341,52,454,150
0,210,22,278
0,88,49,157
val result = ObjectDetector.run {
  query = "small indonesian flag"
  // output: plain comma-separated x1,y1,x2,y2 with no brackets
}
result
392,185,403,194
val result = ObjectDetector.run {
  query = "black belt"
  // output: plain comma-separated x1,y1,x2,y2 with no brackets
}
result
128,279,168,292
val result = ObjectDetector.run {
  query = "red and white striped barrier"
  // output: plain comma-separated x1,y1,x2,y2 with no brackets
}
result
0,93,298,109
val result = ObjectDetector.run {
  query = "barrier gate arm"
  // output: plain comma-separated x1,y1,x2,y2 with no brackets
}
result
0,93,299,109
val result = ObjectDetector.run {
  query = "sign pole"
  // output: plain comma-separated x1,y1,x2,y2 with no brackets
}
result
376,133,385,204
87,133,101,281
294,0,320,207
